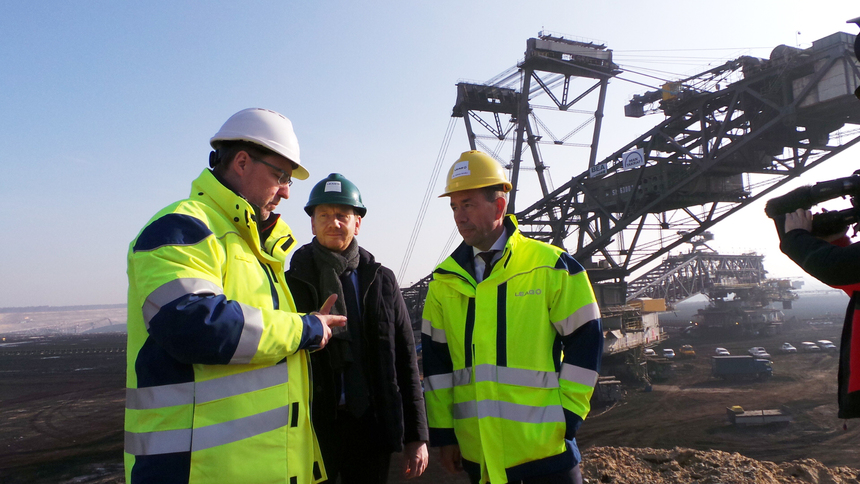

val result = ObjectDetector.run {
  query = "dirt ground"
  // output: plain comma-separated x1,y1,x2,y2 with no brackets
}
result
0,333,126,484
0,322,857,483
577,322,859,468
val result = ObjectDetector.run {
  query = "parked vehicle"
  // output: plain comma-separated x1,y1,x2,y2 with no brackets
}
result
714,347,730,356
816,340,837,351
594,376,624,403
662,348,675,359
712,356,773,380
800,342,821,352
678,345,696,358
644,348,656,357
748,347,771,359
780,342,797,353
726,406,791,425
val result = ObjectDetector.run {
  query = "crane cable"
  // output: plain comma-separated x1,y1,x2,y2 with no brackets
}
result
398,49,759,283
436,227,460,267
397,117,457,283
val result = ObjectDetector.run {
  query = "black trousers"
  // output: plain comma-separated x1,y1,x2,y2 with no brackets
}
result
319,409,391,484
468,464,582,484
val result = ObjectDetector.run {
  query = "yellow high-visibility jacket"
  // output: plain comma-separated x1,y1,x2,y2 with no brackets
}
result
422,215,603,484
125,169,326,484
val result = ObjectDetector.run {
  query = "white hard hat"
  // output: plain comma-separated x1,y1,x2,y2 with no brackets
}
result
210,108,309,180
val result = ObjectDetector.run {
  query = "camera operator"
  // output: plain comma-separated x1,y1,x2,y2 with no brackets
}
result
779,209,860,421
774,16,860,422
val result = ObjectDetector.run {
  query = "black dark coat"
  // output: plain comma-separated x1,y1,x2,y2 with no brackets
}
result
780,230,860,419
285,243,429,452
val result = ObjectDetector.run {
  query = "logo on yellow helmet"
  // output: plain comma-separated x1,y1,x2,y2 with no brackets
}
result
451,161,471,179
439,150,513,197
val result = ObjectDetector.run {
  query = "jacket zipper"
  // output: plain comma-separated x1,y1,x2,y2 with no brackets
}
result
258,261,280,310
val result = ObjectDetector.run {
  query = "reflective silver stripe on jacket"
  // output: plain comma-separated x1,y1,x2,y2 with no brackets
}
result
126,363,289,410
142,278,223,329
197,362,286,401
424,373,454,392
559,363,599,388
453,368,472,387
126,382,195,410
452,399,565,424
125,427,192,455
125,405,290,455
191,405,289,451
472,364,560,388
444,365,560,389
422,318,447,343
230,302,264,364
551,302,600,336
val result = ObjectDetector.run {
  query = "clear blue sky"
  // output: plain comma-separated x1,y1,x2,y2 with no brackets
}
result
1,1,857,307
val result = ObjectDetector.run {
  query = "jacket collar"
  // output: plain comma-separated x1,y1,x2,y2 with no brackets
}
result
434,214,520,289
190,169,296,261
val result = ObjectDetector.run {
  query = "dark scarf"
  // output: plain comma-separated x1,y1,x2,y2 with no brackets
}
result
310,237,360,337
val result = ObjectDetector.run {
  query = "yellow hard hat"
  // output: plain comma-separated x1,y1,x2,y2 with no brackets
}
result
439,150,512,197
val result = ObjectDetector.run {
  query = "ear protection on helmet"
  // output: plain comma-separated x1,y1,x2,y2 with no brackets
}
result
209,150,220,168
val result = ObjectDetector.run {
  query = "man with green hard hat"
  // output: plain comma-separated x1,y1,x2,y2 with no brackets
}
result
285,173,429,483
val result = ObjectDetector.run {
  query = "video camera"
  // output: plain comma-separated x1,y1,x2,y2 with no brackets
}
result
766,19,860,237
765,172,860,237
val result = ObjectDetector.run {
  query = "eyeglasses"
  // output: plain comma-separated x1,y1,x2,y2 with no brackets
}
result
252,157,293,186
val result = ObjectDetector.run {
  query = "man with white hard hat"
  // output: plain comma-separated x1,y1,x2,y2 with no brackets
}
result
124,108,346,483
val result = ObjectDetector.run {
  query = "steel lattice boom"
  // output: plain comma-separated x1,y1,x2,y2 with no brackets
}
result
515,32,860,281
627,252,767,304
401,31,860,327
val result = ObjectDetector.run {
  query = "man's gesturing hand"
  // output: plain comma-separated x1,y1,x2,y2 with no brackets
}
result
312,294,346,349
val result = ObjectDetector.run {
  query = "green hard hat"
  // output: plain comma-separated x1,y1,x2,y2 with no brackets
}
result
304,173,367,217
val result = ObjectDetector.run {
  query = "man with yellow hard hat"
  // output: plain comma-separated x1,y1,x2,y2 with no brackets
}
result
421,150,604,484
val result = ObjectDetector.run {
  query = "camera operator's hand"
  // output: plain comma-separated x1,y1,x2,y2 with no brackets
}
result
784,209,813,233
785,208,849,242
